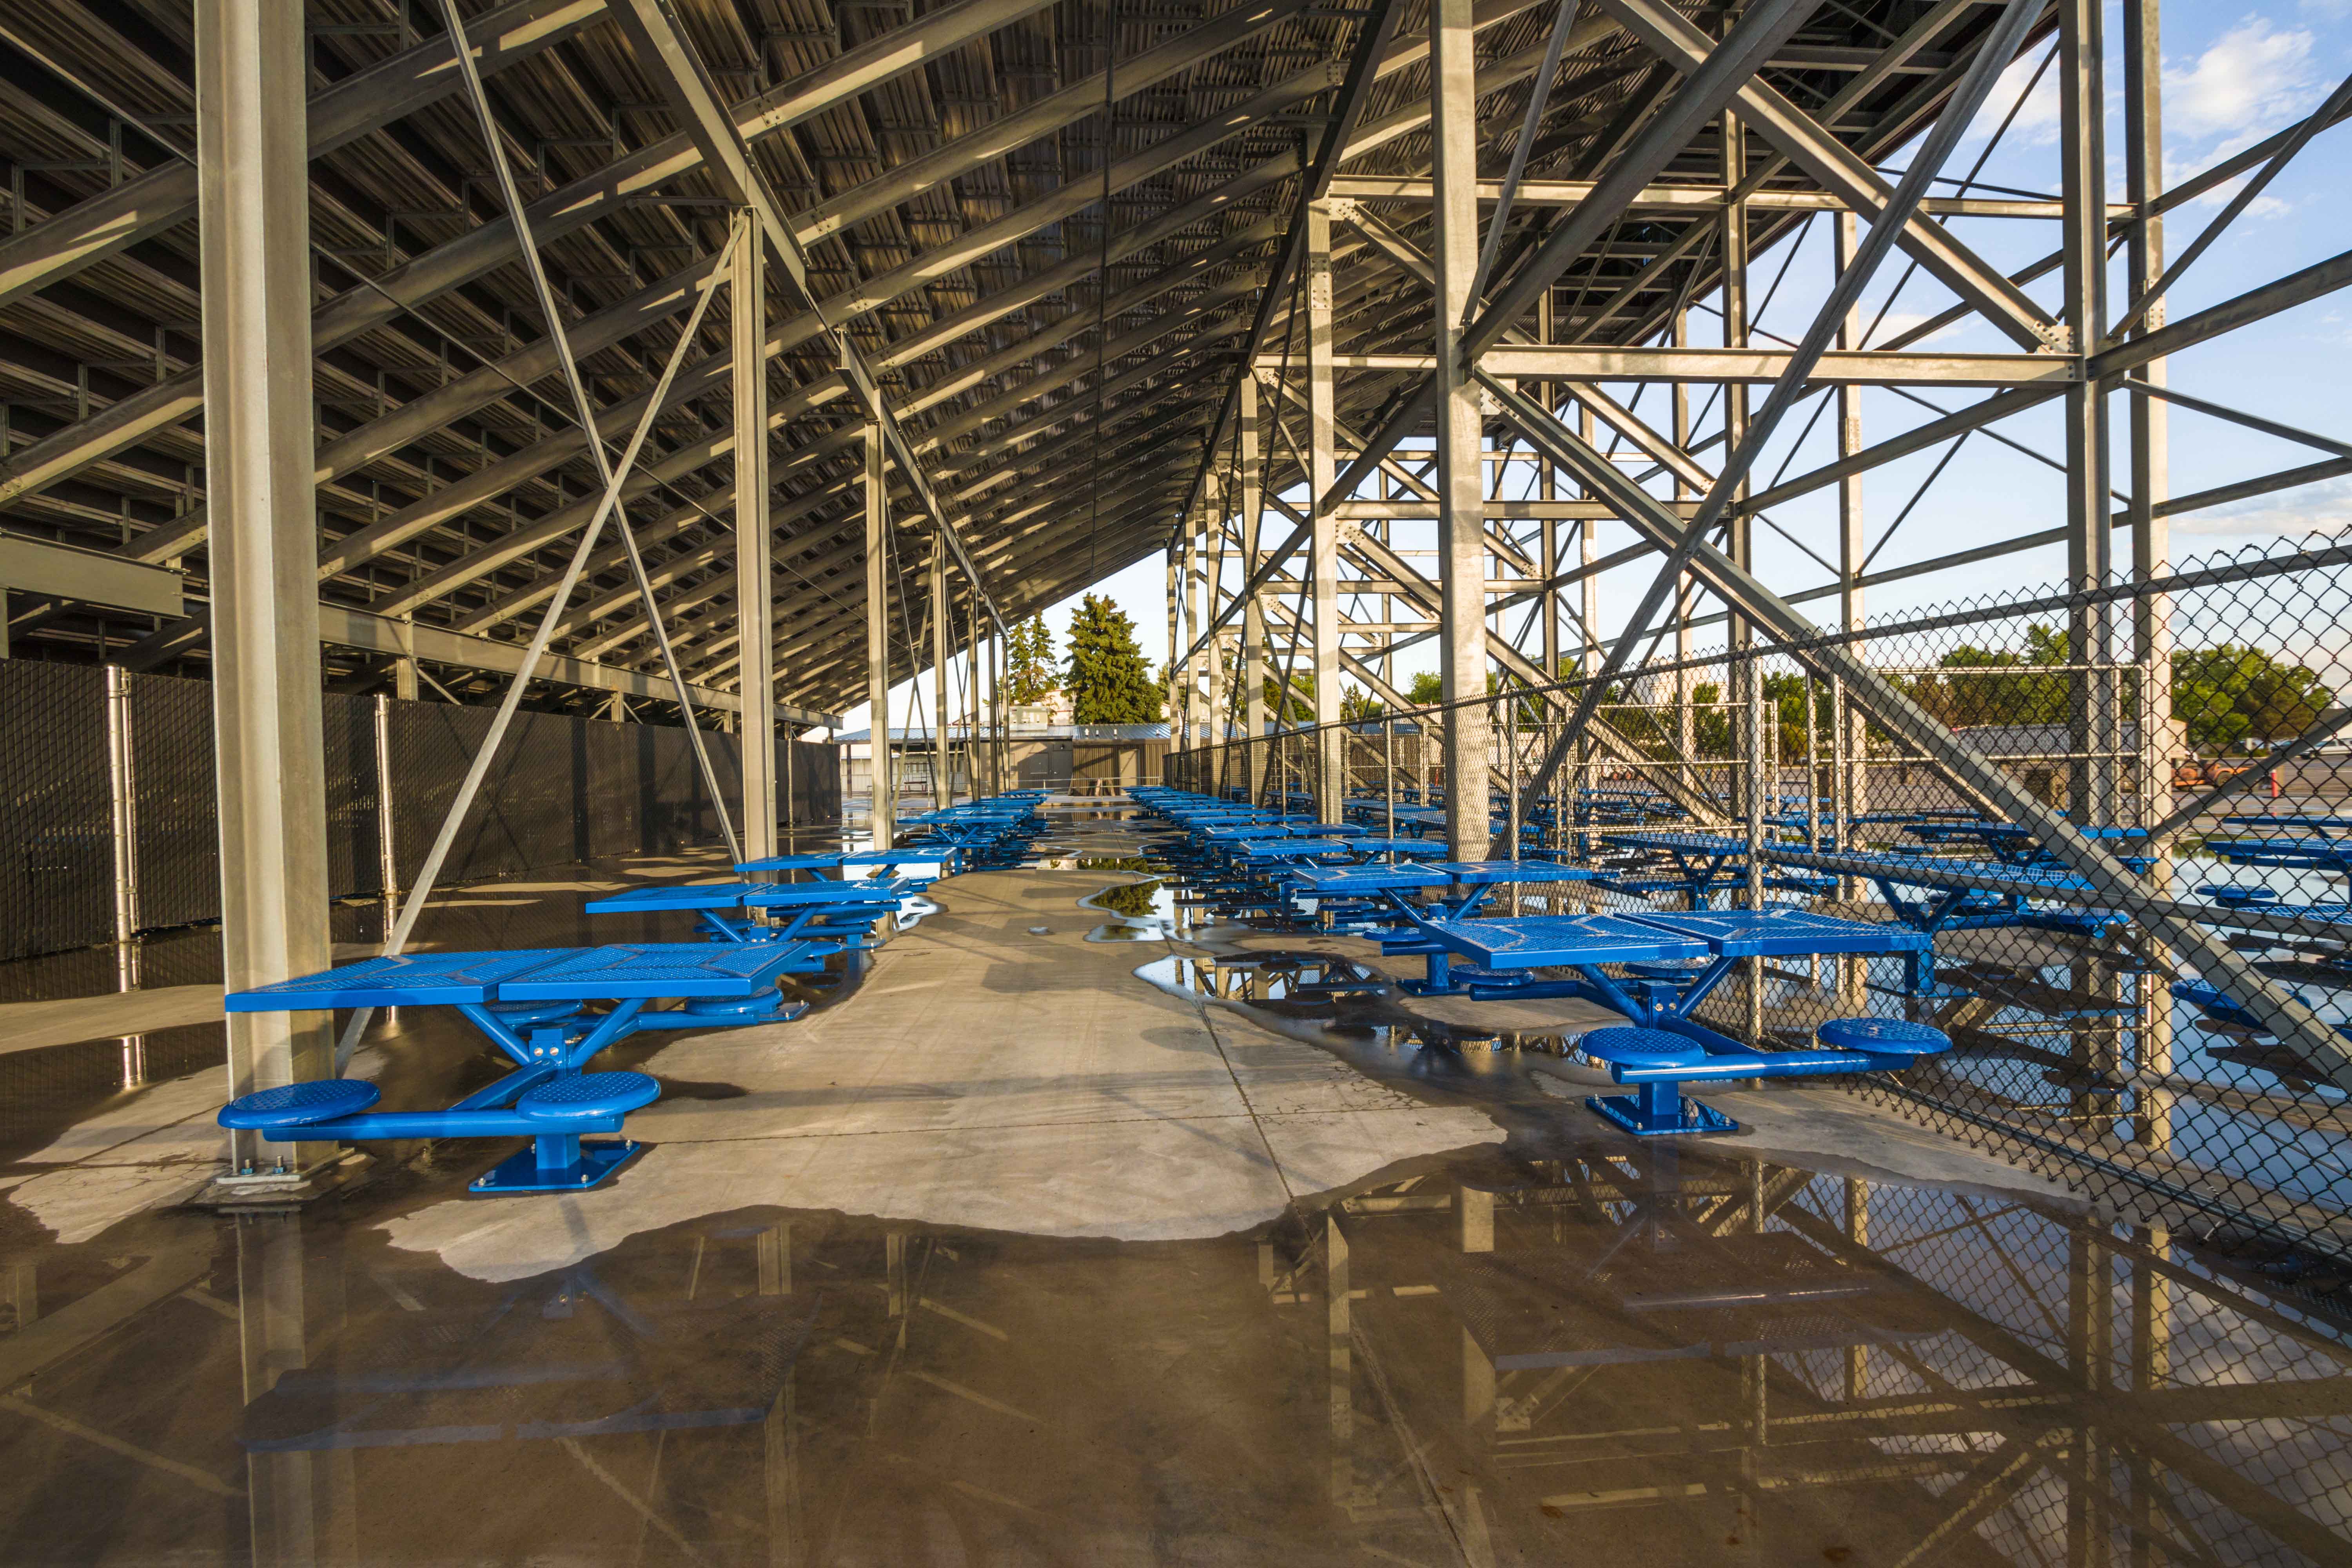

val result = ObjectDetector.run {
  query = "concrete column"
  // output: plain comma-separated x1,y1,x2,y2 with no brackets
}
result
733,213,777,862
198,0,333,1174
1240,376,1269,791
864,421,893,849
930,539,950,807
1430,0,1493,858
1306,203,1343,817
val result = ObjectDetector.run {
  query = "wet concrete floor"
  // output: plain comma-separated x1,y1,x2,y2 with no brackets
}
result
0,804,2345,1564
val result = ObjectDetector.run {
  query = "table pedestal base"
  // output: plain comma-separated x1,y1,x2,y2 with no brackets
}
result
472,1136,641,1194
1586,1087,1741,1138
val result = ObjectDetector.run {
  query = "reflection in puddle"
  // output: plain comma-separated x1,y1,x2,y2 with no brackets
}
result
3,1143,2343,1565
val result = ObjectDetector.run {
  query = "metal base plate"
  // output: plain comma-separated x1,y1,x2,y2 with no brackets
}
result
470,1138,641,1195
1585,1094,1742,1138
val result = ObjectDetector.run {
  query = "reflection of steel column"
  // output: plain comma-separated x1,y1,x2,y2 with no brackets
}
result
1325,1212,1354,1492
198,0,335,1178
2127,1225,2169,1568
2067,1221,2116,1568
1843,1178,1870,1401
238,1213,354,1564
761,1220,799,1567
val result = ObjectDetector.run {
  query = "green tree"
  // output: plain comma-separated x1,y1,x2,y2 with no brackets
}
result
1407,671,1444,707
1261,670,1315,722
2174,644,2333,753
1006,617,1057,704
1064,594,1163,722
1340,685,1385,722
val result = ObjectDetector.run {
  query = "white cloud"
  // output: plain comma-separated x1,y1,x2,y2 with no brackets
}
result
2175,474,2352,537
1866,309,1964,348
1966,49,2062,146
2164,19,2323,147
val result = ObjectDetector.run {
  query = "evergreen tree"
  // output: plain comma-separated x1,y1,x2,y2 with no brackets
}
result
1063,594,1163,722
1006,617,1057,704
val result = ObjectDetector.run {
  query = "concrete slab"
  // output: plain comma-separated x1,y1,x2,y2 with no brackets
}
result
0,984,225,1054
382,866,1508,1282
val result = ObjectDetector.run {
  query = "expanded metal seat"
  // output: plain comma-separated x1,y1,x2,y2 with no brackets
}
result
516,1071,662,1123
1817,1017,1949,1056
219,1079,381,1130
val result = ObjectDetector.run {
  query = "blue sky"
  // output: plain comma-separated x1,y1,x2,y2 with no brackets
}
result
832,0,2352,733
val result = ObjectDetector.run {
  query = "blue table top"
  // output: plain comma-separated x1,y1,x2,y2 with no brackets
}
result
1234,839,1365,863
226,948,581,1011
1620,832,1753,856
1626,907,1927,956
496,942,818,1002
1286,864,1451,893
1427,860,1601,884
734,851,933,873
1408,913,1713,967
229,942,822,1009
585,880,906,913
1777,848,2109,893
1330,838,1452,857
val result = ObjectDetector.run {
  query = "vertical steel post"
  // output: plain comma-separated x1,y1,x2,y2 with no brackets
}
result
864,421,894,851
965,575,982,799
733,212,777,864
105,664,139,954
1241,376,1270,800
2124,0,2173,1151
1431,0,1493,859
198,0,334,1175
2061,0,2123,1114
2060,0,2117,822
1306,203,1343,820
930,539,950,807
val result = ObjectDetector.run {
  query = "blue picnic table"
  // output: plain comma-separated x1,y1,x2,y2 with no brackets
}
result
219,941,824,1192
1380,907,1940,1133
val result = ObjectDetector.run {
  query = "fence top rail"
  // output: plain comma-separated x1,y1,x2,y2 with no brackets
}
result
1173,533,2352,745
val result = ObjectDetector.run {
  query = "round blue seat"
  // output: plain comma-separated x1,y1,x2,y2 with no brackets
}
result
219,1078,381,1130
1817,1017,1949,1057
2198,884,2280,907
516,1071,661,1123
1577,1026,1710,1068
1624,959,1707,981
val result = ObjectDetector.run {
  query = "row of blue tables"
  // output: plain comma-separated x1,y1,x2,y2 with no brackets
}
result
207,797,1066,1195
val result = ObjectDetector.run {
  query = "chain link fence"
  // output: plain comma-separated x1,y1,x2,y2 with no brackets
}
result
0,668,840,962
1166,535,2352,1292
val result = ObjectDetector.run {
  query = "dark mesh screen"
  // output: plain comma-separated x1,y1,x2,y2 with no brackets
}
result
0,669,839,959
323,691,384,898
125,672,219,932
0,662,112,959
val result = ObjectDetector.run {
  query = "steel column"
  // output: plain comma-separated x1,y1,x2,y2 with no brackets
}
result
1430,0,1492,858
865,421,894,850
733,212,778,862
1306,202,1343,816
197,0,334,1174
